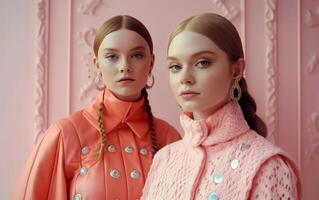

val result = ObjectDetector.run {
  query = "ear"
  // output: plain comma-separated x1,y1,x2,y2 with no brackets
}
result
93,56,99,69
149,53,155,74
232,58,245,79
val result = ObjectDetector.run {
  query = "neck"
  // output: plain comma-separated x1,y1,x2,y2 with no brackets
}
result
192,99,232,120
110,91,143,102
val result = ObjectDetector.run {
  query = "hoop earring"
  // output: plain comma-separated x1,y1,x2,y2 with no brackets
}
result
146,74,155,89
230,78,242,102
95,72,106,91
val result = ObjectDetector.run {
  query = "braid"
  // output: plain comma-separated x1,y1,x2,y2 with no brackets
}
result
96,90,106,160
142,88,158,157
238,78,268,137
95,89,158,159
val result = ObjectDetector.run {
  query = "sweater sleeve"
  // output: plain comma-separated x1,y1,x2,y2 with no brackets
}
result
13,122,68,200
249,155,300,200
141,145,169,200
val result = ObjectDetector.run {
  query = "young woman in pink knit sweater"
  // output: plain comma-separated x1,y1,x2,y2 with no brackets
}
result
141,13,302,200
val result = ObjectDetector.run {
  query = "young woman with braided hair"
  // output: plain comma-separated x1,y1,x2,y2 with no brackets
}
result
142,13,301,200
14,15,180,200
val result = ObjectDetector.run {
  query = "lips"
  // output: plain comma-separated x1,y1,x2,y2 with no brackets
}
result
180,90,200,98
117,77,135,83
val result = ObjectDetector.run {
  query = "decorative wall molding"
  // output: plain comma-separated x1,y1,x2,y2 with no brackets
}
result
212,0,240,20
306,53,319,74
296,0,302,169
34,0,49,143
79,0,103,16
305,7,319,27
264,0,278,143
306,111,319,160
78,28,97,103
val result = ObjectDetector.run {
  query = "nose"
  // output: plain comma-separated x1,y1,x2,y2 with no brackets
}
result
120,66,131,73
180,69,195,85
119,58,131,73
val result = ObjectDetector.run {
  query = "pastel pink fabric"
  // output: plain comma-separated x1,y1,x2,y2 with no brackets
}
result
141,102,302,200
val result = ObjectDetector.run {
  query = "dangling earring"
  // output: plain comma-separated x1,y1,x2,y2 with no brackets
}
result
146,74,155,89
95,72,106,91
230,78,242,102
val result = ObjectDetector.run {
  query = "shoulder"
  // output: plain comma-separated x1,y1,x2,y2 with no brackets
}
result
250,155,301,199
53,111,83,138
38,110,87,151
236,130,301,197
236,130,297,168
153,117,174,132
153,117,182,148
238,130,282,154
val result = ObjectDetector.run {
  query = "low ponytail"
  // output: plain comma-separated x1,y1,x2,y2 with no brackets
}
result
238,78,267,137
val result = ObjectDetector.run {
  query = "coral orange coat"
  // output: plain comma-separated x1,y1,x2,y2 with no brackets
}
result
14,90,181,200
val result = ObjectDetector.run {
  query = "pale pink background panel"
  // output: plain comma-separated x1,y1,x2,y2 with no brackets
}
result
1,0,318,199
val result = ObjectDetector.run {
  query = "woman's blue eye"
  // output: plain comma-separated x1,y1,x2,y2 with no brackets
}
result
195,60,211,68
168,64,182,72
132,53,144,59
105,54,118,61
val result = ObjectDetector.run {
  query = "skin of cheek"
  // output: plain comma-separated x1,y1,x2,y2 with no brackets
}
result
195,68,232,113
98,57,151,99
170,64,233,116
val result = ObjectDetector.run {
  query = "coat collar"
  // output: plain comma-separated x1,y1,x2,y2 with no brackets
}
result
83,89,149,138
180,101,250,147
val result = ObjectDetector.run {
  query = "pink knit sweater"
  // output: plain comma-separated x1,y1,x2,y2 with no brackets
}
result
141,102,301,200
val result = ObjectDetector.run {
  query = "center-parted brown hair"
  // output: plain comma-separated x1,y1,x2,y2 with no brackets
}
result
168,13,267,137
93,15,158,159
93,15,153,57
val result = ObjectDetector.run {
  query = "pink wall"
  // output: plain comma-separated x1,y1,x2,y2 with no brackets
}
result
1,0,318,199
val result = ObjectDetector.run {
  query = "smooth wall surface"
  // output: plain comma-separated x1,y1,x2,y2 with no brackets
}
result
1,0,318,199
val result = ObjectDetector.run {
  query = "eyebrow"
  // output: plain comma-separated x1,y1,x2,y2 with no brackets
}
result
130,46,146,51
102,46,146,52
167,50,216,60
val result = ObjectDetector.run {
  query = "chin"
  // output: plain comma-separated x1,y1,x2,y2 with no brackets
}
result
180,104,199,113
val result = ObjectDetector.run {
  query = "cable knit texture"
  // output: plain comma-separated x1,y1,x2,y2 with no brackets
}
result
141,102,301,200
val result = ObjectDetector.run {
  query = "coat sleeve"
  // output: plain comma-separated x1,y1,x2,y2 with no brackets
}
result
13,122,68,200
249,155,301,200
154,118,181,149
163,123,181,145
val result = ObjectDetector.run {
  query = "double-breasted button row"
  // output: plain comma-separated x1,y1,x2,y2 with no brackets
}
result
82,145,148,155
106,144,148,155
109,169,141,179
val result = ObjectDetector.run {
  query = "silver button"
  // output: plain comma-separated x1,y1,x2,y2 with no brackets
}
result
107,145,116,153
81,146,90,155
130,169,140,179
208,192,219,200
213,172,223,184
139,148,148,156
110,169,120,178
73,194,82,200
80,167,88,175
231,159,239,169
125,146,134,153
